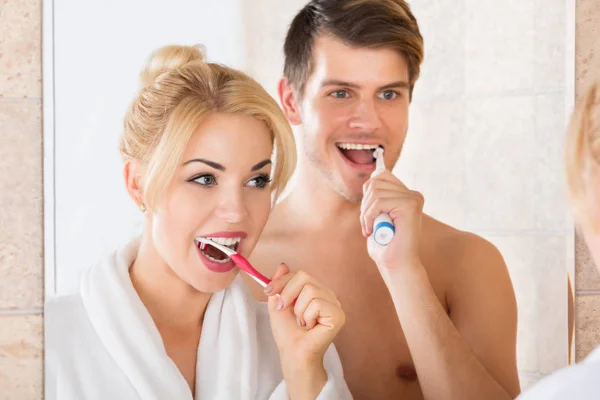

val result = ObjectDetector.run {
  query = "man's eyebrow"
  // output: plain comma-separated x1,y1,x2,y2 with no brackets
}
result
320,79,410,91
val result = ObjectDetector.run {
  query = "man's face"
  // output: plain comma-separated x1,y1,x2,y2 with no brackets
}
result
295,35,411,202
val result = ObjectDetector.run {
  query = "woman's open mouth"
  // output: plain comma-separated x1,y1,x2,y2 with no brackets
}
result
197,237,241,263
195,236,243,273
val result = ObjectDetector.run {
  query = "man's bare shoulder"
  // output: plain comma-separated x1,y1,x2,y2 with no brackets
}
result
421,214,515,312
421,214,505,272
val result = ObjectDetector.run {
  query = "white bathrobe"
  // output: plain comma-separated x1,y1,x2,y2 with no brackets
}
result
45,239,352,400
516,346,600,399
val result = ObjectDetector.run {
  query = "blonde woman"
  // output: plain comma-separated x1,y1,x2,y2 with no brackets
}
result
516,83,600,399
45,45,352,400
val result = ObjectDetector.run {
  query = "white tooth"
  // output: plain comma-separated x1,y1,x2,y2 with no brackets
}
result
235,237,241,244
358,144,365,150
199,245,230,263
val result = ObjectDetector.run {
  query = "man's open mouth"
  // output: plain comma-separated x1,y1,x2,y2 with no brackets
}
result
336,143,379,165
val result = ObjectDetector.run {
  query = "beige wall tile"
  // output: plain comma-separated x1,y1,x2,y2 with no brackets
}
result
410,0,465,100
0,314,43,400
534,93,568,231
576,0,600,95
465,0,534,95
0,102,43,310
575,294,600,361
535,236,570,373
241,0,306,100
534,0,566,90
489,236,539,371
575,231,600,291
396,100,465,229
0,0,42,98
488,236,569,372
518,371,547,392
465,96,536,230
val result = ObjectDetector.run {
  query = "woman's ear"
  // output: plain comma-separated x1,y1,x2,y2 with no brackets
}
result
124,160,146,212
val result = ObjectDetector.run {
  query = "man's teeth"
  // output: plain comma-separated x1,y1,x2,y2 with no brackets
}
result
337,143,380,151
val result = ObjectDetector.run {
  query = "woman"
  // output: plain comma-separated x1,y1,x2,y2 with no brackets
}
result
516,82,600,398
46,45,352,400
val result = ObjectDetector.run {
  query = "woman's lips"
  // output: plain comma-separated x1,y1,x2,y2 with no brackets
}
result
196,243,236,273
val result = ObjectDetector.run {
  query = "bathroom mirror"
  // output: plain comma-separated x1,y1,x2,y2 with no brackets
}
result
43,0,575,393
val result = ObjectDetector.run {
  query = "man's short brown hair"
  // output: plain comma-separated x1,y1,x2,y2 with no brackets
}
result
283,0,425,98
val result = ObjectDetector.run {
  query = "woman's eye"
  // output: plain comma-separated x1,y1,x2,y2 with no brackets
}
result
193,175,216,186
247,175,271,188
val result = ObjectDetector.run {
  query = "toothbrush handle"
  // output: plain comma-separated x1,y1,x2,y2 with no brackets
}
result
230,254,296,304
373,213,395,246
231,254,271,287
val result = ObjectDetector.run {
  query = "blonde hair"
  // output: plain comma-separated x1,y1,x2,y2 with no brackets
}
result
119,45,296,209
565,81,600,228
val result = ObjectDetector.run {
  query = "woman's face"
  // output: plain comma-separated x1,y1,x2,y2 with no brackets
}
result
148,113,274,293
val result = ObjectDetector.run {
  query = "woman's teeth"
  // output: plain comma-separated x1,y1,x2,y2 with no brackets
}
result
196,236,242,264
204,252,230,264
206,236,241,250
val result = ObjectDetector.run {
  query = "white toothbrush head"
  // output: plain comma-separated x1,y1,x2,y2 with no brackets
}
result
373,146,385,174
373,146,384,159
195,237,236,256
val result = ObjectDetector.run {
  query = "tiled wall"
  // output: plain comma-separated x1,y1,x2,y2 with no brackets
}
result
0,0,44,399
397,0,570,389
574,0,600,362
0,0,597,398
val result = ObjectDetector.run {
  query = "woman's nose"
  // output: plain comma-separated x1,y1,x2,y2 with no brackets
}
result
213,189,249,224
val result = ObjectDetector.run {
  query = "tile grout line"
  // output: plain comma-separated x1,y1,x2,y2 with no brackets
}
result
575,290,600,295
472,230,569,237
0,97,42,103
0,308,44,316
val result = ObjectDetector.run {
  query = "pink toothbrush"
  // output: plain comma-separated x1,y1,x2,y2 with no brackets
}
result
196,237,271,288
197,237,296,305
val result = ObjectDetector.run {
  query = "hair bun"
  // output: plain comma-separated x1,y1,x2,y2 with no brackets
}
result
139,44,206,87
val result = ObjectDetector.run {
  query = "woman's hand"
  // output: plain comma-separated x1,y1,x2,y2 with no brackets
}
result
265,263,345,399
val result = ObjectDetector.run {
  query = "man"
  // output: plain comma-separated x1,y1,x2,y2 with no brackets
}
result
247,1,521,399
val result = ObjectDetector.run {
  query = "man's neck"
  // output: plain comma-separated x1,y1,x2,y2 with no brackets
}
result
281,163,363,233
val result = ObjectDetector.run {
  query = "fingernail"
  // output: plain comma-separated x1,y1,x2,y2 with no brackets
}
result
263,285,273,294
296,317,302,327
276,299,284,310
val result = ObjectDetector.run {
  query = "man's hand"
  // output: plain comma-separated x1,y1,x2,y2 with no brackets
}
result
360,169,425,270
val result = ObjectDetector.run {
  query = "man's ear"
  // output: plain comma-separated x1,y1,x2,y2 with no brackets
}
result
278,77,302,126
124,159,146,212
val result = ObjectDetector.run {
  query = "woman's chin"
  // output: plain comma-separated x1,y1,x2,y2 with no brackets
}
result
187,271,238,294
